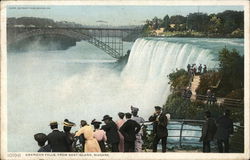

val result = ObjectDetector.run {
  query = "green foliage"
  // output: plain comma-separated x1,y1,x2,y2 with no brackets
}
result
231,28,244,38
208,16,223,34
217,10,244,35
163,93,223,120
230,127,244,153
196,48,244,98
169,15,187,24
225,88,244,99
163,31,205,37
168,69,190,90
152,17,162,30
161,15,170,31
187,13,210,32
218,47,244,96
142,10,244,37
196,71,222,95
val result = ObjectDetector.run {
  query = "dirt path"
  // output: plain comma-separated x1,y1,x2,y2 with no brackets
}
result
190,75,200,100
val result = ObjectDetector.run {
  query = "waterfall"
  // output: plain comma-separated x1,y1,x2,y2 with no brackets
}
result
7,37,242,152
121,38,218,116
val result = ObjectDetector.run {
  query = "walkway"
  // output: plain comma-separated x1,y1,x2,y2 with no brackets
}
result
189,75,242,108
190,75,200,100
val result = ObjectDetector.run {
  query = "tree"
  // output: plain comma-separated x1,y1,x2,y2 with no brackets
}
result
161,15,170,31
217,10,244,34
152,17,162,30
187,13,209,32
168,15,187,31
218,48,244,93
169,15,186,24
208,15,222,34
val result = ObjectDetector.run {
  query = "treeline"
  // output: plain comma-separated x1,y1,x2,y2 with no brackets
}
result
7,17,84,28
143,10,244,38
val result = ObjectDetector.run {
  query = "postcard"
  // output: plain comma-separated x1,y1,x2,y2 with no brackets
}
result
1,0,249,160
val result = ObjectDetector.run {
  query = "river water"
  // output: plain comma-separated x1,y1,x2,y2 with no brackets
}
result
7,37,243,152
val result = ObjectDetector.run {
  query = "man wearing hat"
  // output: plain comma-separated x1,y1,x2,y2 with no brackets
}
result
63,119,76,152
131,106,145,152
148,106,168,152
199,111,217,152
34,133,51,152
119,113,141,152
216,109,234,153
47,121,70,152
101,115,120,152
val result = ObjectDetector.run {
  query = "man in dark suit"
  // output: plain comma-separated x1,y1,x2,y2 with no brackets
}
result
47,121,70,152
101,115,120,152
216,109,234,153
149,106,168,152
200,111,217,152
119,113,141,152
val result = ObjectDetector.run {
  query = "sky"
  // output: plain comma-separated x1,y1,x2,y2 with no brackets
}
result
7,5,244,26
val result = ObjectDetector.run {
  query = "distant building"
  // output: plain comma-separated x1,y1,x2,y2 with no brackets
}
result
155,28,165,36
170,24,176,28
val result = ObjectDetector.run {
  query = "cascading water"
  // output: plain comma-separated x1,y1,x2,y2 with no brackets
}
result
7,37,243,151
121,38,218,115
120,38,219,146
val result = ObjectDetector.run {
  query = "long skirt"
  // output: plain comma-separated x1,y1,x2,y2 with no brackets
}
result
118,132,124,152
84,139,101,152
98,140,106,152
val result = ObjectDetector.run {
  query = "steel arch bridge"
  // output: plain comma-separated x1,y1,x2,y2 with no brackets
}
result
7,27,142,59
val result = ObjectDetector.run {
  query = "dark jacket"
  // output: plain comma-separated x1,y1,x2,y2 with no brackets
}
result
47,130,70,152
38,144,51,152
64,132,75,152
216,115,234,140
149,113,168,138
101,120,120,144
119,119,141,142
201,118,217,141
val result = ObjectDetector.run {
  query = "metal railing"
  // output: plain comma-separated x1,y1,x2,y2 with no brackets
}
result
143,119,204,148
72,119,244,152
143,119,244,152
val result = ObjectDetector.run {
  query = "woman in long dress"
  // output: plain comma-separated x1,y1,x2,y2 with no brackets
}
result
116,112,125,152
75,120,101,152
63,119,76,152
91,119,107,152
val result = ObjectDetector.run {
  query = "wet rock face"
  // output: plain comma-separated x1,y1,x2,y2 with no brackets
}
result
8,35,78,52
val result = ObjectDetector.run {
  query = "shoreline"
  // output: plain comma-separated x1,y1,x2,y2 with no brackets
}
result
141,34,244,39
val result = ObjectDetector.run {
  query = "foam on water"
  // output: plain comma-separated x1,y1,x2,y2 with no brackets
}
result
7,38,242,151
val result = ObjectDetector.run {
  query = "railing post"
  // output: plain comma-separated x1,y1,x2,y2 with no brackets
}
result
179,121,184,148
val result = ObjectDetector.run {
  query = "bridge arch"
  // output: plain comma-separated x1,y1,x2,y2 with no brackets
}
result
8,28,124,59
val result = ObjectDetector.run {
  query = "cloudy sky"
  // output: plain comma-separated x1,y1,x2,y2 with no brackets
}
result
7,5,244,26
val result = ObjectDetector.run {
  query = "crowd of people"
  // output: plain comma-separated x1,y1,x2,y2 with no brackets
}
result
187,64,207,76
34,106,168,153
34,106,234,153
